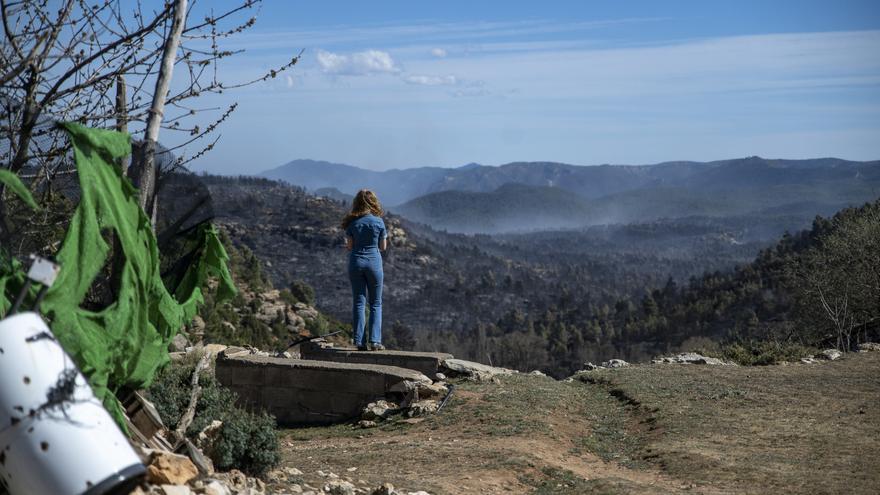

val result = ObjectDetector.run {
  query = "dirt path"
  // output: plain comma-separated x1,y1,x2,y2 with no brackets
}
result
270,352,880,494
273,377,697,494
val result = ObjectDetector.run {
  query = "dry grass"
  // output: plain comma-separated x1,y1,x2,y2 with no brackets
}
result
272,352,880,494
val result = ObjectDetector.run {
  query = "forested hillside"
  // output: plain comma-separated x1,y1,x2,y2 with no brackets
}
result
183,175,880,377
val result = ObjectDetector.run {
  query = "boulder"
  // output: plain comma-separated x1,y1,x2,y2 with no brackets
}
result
858,342,880,352
442,358,514,381
146,451,199,485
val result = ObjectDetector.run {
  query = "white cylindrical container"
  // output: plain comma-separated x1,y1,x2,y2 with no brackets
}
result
0,312,145,495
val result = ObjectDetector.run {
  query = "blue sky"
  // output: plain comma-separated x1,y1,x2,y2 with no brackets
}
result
171,0,880,173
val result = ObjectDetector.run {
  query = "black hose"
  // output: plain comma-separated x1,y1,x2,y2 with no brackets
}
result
436,384,456,413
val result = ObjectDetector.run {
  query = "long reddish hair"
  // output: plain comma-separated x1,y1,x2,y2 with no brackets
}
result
341,189,383,229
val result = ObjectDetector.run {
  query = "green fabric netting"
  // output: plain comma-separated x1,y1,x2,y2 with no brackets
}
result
0,122,235,428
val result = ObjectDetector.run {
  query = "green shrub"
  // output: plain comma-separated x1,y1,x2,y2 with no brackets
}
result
288,279,316,306
210,409,279,476
717,340,816,366
147,357,280,476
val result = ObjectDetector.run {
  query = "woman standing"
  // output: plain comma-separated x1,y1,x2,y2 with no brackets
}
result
342,189,388,351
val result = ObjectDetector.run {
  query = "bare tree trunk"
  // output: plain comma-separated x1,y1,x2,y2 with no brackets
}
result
115,75,129,170
137,0,188,227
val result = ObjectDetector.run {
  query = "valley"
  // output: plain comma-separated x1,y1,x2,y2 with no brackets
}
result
198,157,880,377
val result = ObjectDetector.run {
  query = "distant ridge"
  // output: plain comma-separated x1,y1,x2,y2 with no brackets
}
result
260,156,880,232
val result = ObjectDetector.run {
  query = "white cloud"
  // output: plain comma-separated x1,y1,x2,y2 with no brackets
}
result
316,49,400,75
430,48,447,58
286,75,294,88
403,74,458,86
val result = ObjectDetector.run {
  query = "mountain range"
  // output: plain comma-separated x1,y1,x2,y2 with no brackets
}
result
261,157,880,233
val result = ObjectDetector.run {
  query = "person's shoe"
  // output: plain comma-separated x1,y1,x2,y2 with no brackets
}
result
369,343,385,351
356,344,369,351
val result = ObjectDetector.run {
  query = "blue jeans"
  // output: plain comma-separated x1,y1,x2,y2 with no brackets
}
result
349,254,383,345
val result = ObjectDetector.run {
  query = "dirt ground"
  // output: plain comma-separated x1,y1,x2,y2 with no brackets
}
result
272,352,880,494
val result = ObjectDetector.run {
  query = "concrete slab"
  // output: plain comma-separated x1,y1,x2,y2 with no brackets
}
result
215,352,431,426
300,342,453,379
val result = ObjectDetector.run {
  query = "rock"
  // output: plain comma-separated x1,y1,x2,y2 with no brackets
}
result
220,321,236,334
582,362,601,371
169,351,187,363
601,359,629,368
294,303,320,321
197,419,224,451
220,469,248,492
406,400,439,417
191,315,206,334
203,343,228,357
801,357,819,364
358,420,378,428
160,485,192,495
417,382,448,399
442,358,514,381
858,342,880,352
651,353,729,365
371,483,397,495
183,438,214,475
266,469,285,483
405,492,431,495
817,349,843,361
170,333,189,352
146,451,199,485
434,372,446,381
285,467,304,477
529,370,547,376
323,480,356,495
202,480,232,495
362,400,399,420
290,484,303,493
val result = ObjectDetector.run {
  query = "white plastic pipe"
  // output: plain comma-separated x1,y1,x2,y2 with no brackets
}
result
0,312,145,495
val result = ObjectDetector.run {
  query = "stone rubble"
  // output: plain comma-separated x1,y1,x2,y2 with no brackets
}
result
361,400,400,421
815,349,843,361
651,353,733,366
602,359,630,368
575,359,629,373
